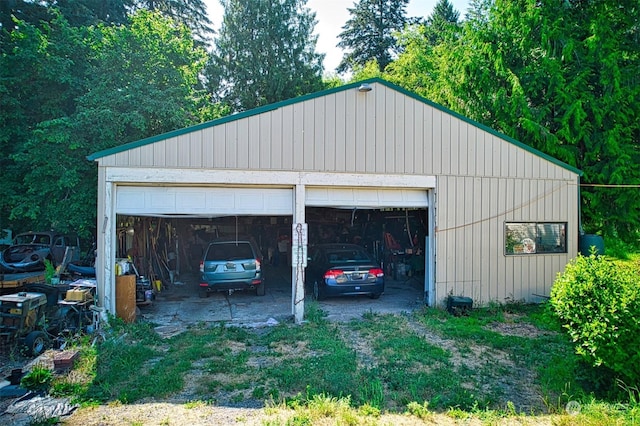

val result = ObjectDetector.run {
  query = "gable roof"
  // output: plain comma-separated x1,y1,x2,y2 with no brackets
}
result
87,78,582,176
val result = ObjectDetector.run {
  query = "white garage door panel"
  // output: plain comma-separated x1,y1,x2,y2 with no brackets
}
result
119,190,145,209
306,187,428,208
177,192,206,209
150,192,175,209
116,186,293,216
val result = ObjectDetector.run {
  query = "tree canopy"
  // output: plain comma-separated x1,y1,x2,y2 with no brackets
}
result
422,0,460,46
0,0,132,36
385,0,640,241
206,0,325,112
0,9,210,238
133,0,213,45
337,0,410,74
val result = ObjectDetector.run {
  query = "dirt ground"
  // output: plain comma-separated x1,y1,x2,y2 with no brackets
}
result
61,403,556,425
1,272,556,425
1,313,557,426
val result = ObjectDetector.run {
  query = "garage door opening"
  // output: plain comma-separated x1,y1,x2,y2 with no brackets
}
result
114,215,293,281
116,208,427,281
109,182,432,323
112,206,428,318
111,214,296,324
305,207,428,284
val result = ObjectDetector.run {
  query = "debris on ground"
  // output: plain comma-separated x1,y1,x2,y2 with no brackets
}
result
2,392,77,425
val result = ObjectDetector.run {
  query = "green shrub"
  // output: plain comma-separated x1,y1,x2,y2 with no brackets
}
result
550,254,640,387
21,365,53,392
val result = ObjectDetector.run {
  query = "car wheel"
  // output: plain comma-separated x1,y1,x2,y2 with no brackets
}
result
369,292,382,299
255,281,266,296
24,331,48,356
312,280,324,301
198,288,208,298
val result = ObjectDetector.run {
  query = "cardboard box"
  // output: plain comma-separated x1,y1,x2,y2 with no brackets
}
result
65,288,93,302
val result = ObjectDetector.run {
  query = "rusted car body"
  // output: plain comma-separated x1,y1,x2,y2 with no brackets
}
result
0,231,80,272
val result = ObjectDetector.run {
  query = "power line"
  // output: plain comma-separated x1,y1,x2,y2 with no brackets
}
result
580,184,640,188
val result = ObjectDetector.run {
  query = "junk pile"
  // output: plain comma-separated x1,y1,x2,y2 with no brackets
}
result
0,279,100,356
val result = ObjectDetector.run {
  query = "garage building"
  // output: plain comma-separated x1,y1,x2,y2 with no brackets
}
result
88,78,581,323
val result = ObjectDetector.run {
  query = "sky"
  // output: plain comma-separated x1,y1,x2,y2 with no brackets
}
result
204,0,470,74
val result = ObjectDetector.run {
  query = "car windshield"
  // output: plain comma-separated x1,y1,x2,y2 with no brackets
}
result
14,234,50,245
326,249,371,264
206,243,253,261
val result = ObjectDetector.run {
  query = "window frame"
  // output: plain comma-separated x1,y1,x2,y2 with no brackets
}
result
504,222,567,255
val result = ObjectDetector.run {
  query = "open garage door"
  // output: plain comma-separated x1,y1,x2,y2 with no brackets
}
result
305,187,432,307
111,186,296,322
116,186,293,217
305,187,428,208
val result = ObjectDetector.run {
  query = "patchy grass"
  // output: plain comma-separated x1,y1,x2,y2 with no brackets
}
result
48,302,639,424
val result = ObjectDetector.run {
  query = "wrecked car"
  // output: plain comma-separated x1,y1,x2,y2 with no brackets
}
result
0,231,80,272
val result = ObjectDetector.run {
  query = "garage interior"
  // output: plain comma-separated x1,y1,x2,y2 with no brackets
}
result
115,206,429,323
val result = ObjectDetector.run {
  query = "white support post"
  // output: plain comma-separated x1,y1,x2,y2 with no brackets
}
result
106,182,117,314
292,184,306,324
97,171,116,313
427,188,436,307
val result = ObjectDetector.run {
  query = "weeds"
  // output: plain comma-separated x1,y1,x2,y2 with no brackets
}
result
541,382,578,414
359,377,385,409
406,401,432,420
21,364,53,392
46,302,638,425
618,380,640,407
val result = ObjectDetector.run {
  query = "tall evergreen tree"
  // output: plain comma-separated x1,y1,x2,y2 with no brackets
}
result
0,0,132,33
384,24,434,93
133,0,213,45
49,0,132,26
423,0,460,45
383,1,459,98
337,0,409,73
207,0,324,112
0,0,48,36
0,0,212,42
464,0,492,27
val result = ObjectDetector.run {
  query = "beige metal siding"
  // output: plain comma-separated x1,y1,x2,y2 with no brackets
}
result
99,83,573,181
434,175,578,306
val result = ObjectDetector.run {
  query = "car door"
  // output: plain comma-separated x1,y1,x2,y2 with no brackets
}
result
305,247,326,287
50,235,68,264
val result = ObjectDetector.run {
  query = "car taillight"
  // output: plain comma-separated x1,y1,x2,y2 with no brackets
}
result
324,269,344,279
369,268,384,277
256,258,261,271
199,261,204,273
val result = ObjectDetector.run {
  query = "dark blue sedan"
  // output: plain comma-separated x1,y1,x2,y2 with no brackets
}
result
305,243,384,300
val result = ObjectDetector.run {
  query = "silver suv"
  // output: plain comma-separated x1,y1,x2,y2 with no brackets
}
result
198,237,265,297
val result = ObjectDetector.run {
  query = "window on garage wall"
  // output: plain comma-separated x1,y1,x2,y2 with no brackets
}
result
505,222,567,255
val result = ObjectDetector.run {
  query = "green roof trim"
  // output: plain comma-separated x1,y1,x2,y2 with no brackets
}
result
87,77,582,176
